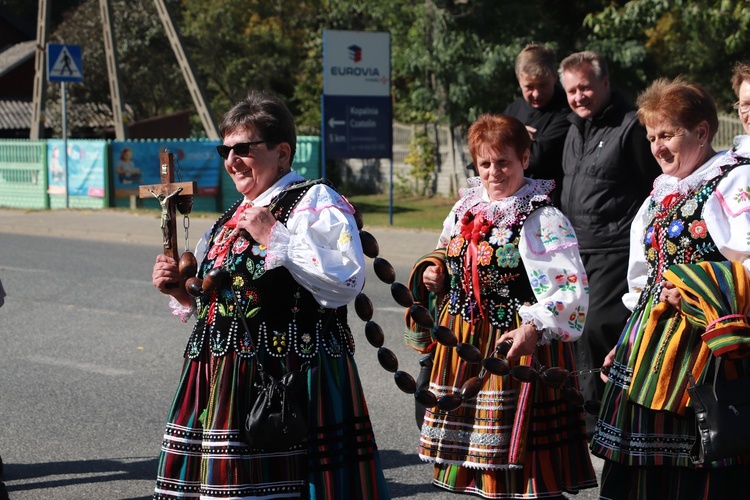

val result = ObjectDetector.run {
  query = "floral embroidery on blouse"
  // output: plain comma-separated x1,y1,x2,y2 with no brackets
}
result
538,218,576,245
555,270,578,292
733,185,750,204
530,270,551,294
568,305,586,332
338,230,352,246
554,327,570,341
545,300,565,316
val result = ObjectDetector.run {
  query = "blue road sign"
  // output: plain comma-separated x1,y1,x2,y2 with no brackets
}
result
47,44,84,83
323,95,392,159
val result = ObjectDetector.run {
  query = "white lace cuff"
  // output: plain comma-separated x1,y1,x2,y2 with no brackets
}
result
169,295,196,323
519,313,551,346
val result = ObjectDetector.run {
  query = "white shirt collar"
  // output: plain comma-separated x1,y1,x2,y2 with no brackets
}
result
242,171,306,206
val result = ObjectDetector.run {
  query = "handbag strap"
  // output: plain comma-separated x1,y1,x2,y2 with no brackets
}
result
710,356,723,400
689,355,724,401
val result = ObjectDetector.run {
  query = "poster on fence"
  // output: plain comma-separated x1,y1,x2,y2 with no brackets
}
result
112,141,221,198
47,140,106,197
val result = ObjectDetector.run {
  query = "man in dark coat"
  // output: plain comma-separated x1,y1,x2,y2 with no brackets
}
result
504,44,570,205
558,51,661,436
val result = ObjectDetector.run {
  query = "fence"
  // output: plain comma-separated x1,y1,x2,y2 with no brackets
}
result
341,123,471,197
0,137,322,212
0,140,48,209
716,115,746,150
342,114,746,197
0,115,745,210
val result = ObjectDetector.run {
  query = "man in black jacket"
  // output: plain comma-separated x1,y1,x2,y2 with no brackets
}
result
504,44,570,204
558,51,660,436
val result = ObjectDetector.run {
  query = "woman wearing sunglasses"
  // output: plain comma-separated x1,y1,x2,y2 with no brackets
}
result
589,77,750,498
151,92,390,499
405,114,596,498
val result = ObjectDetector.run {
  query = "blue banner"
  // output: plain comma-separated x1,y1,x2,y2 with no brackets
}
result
112,141,221,198
47,140,106,197
323,95,392,159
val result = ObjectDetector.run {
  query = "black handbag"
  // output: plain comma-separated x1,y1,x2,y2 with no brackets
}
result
231,289,310,451
687,357,750,464
240,362,309,451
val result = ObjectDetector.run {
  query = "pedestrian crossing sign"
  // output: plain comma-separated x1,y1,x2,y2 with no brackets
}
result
47,43,84,83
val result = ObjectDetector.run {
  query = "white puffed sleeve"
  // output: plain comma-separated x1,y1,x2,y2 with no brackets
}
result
517,206,589,343
623,198,651,311
264,183,365,308
704,159,750,273
436,203,460,249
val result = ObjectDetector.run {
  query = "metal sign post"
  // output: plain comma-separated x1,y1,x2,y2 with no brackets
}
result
47,43,84,208
322,30,393,224
61,82,68,207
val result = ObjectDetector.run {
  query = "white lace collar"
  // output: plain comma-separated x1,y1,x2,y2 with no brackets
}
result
454,177,554,227
650,148,738,204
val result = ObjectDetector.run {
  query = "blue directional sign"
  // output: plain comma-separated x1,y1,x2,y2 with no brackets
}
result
47,44,84,83
323,95,392,159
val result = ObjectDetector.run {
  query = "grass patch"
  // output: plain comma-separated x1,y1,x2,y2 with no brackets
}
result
347,193,455,230
123,193,455,231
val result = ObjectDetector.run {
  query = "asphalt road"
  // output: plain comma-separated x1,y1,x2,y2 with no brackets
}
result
0,209,602,499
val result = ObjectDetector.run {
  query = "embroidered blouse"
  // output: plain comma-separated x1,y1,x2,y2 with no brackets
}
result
437,177,589,343
624,135,750,311
172,172,364,323
202,171,364,308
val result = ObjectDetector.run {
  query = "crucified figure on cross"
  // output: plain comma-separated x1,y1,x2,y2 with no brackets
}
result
139,150,196,262
149,186,183,247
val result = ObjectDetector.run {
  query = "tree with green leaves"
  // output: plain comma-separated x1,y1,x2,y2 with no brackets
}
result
584,0,750,109
46,0,193,136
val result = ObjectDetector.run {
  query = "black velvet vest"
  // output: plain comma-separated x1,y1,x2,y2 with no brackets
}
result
184,180,355,362
445,197,550,329
635,163,743,311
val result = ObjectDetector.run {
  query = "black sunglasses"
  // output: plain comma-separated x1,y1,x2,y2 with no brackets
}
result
216,140,266,159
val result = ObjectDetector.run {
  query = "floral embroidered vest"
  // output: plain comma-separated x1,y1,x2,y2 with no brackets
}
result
445,197,551,329
635,164,741,311
185,179,355,361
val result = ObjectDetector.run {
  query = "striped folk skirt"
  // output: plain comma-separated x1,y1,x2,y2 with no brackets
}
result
153,348,391,499
419,313,597,499
591,300,750,499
